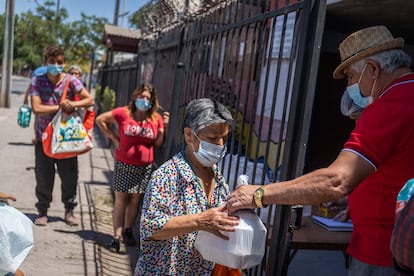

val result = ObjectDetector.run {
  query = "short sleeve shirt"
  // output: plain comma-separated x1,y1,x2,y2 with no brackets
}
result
135,152,229,275
112,107,163,166
344,74,414,266
29,74,84,141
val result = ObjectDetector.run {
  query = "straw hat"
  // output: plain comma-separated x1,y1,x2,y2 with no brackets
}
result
333,26,404,79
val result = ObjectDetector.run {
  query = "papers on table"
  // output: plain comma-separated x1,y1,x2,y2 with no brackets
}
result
312,215,353,232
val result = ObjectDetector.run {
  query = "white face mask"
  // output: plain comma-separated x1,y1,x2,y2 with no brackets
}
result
191,131,226,167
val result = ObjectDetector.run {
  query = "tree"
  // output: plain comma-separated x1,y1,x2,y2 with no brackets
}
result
129,2,158,34
1,0,109,74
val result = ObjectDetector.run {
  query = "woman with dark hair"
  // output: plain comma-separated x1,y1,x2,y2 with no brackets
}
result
96,83,169,252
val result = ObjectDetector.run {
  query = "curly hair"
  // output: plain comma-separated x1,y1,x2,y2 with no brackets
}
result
44,45,65,62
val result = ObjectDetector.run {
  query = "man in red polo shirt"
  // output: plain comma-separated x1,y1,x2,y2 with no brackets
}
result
228,25,414,275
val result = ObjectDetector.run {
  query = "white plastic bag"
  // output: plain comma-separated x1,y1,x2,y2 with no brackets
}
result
0,203,34,275
194,209,267,269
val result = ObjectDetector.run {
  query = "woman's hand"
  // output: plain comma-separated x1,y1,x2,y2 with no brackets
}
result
112,137,120,150
162,111,170,126
198,205,239,240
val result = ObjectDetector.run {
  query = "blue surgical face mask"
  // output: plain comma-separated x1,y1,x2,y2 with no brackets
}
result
344,64,373,108
47,64,64,76
191,131,226,167
345,83,373,108
135,98,152,111
340,90,365,117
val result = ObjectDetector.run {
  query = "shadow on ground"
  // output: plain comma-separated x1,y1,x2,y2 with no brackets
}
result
9,142,35,147
24,212,67,224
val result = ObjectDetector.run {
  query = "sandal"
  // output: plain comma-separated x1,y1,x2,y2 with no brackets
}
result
108,236,121,253
123,228,137,246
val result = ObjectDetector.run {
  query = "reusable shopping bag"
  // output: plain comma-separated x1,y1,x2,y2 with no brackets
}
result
0,203,34,275
194,209,267,269
42,76,94,159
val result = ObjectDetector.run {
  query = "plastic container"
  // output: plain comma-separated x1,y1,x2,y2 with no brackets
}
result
17,105,31,128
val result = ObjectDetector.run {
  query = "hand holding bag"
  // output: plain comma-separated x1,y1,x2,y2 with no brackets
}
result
195,209,267,270
196,175,266,270
42,76,94,159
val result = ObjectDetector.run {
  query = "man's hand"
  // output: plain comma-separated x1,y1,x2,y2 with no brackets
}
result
60,99,74,113
227,185,259,214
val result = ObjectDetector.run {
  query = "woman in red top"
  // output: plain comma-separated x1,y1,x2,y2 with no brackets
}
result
96,83,169,252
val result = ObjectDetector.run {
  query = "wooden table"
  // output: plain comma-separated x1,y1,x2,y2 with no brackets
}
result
290,216,352,267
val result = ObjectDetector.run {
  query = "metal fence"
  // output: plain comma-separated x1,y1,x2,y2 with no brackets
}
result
98,0,326,274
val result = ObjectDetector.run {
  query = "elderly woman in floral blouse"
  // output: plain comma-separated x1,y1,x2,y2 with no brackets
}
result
134,98,240,275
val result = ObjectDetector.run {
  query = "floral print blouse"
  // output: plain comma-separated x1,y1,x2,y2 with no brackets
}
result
134,152,229,275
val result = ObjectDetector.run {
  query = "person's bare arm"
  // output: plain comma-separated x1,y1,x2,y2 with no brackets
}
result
153,112,169,147
95,110,120,148
60,88,94,112
31,95,60,115
227,150,374,213
23,86,30,105
150,205,239,241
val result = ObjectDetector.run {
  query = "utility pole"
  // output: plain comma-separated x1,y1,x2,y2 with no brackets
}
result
108,0,121,64
0,0,15,108
56,0,60,15
113,0,120,25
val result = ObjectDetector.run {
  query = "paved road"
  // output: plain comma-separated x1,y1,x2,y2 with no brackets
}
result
11,75,31,94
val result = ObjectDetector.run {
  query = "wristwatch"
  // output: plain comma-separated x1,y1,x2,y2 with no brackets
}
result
253,186,267,208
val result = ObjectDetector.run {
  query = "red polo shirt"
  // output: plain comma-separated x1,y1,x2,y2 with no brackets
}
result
344,74,414,267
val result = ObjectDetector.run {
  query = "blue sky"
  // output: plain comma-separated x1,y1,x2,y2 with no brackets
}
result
1,0,148,27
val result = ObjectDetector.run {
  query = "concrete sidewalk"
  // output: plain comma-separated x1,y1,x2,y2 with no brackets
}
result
0,91,138,275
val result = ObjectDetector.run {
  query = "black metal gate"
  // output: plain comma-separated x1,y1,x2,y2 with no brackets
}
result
99,0,326,274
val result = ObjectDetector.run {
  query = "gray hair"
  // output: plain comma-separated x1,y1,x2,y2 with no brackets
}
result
68,65,82,75
183,98,233,134
350,49,412,73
